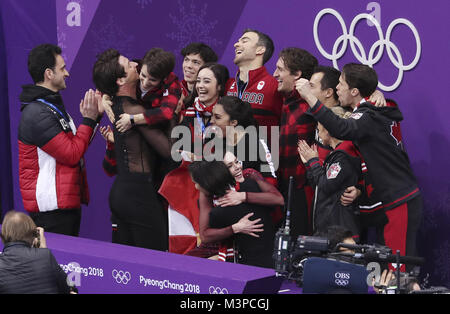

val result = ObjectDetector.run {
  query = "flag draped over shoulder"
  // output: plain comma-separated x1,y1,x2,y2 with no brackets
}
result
159,161,199,254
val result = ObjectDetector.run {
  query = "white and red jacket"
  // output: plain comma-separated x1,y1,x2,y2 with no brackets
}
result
18,85,97,213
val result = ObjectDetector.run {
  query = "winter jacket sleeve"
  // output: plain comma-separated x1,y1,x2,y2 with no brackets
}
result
306,153,356,197
308,100,374,141
102,142,117,177
47,250,71,294
143,79,181,125
23,103,95,167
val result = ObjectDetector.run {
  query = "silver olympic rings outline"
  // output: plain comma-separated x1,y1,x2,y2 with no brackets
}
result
209,286,229,294
313,8,421,92
335,279,349,287
112,269,131,284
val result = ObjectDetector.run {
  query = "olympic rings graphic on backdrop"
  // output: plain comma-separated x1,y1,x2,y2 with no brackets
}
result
335,279,349,287
112,269,131,284
209,286,229,294
313,8,421,91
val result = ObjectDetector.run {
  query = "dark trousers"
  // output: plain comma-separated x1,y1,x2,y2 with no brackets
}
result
109,174,168,252
114,220,168,251
30,208,81,236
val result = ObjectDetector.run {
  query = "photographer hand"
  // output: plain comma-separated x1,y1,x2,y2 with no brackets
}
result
36,227,47,248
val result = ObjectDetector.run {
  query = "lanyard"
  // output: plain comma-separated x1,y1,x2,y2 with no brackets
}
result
37,98,70,122
236,78,248,100
195,110,207,136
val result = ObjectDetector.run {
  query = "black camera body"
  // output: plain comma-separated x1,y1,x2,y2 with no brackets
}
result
290,235,329,268
273,232,330,283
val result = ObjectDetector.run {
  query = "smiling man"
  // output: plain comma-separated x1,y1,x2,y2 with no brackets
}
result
226,29,282,135
273,47,318,238
180,42,218,97
18,43,100,236
93,49,171,251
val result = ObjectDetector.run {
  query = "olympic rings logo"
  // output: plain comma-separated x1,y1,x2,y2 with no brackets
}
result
112,269,131,285
209,286,229,294
313,8,421,91
335,279,350,287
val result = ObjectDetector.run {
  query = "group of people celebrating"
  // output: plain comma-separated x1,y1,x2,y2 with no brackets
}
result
17,28,422,270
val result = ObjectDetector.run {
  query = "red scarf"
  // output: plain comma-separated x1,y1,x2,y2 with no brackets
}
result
183,97,216,117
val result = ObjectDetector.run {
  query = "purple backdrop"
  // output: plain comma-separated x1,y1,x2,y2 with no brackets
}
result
1,0,449,287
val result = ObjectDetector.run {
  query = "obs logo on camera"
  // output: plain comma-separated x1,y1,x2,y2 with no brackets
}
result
334,271,350,287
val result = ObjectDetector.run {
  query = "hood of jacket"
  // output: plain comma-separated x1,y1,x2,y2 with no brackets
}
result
19,85,64,112
359,100,403,122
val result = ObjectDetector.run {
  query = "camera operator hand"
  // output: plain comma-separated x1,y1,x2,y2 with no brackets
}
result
373,269,395,294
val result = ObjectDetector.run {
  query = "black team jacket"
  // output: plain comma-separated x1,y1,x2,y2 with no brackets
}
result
305,141,362,238
307,100,421,222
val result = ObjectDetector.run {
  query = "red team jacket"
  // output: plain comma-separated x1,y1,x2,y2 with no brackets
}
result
226,66,283,130
18,85,95,213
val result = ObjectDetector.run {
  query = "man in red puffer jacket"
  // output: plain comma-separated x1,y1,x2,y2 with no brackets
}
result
18,44,100,236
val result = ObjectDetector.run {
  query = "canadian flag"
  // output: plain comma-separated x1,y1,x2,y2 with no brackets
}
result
159,161,199,254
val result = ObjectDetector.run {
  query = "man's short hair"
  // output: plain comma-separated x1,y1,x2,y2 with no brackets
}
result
279,47,318,80
1,211,37,245
27,44,62,84
313,65,341,101
315,225,354,252
142,48,175,81
93,48,126,97
342,63,378,98
181,42,218,63
243,29,274,65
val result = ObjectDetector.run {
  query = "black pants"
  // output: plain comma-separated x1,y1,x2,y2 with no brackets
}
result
30,208,81,236
115,220,168,251
109,173,168,252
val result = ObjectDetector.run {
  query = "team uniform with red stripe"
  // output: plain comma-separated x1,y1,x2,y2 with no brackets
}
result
226,66,283,131
18,85,97,235
307,99,422,261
